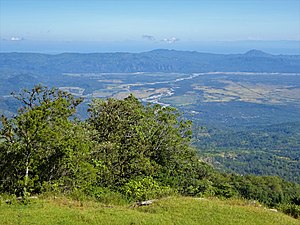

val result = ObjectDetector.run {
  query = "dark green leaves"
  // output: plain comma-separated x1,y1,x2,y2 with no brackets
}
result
0,85,91,195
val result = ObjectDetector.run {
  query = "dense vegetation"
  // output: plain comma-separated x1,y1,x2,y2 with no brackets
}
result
0,85,300,219
193,124,300,183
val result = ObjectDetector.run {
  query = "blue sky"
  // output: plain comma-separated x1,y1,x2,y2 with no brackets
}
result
0,0,299,53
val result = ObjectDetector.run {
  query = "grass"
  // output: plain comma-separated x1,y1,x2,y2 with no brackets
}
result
163,94,198,106
192,81,300,106
0,196,299,225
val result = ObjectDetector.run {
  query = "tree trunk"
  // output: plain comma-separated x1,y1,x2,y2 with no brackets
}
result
23,153,30,197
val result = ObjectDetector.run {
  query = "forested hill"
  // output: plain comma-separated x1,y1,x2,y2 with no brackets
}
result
193,122,300,183
1,49,300,74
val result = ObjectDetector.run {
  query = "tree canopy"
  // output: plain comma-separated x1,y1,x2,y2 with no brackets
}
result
0,85,94,196
87,95,210,193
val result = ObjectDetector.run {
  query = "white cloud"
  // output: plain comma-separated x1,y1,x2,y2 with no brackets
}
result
161,37,179,44
247,36,263,41
142,35,156,41
10,37,24,41
142,35,180,43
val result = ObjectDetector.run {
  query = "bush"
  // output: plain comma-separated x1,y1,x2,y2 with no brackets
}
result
68,189,89,202
0,194,18,205
213,183,238,199
121,177,175,201
278,204,300,219
87,187,128,205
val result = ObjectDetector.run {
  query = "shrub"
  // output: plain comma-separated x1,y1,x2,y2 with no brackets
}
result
87,187,128,205
0,194,18,205
278,204,300,219
121,176,174,201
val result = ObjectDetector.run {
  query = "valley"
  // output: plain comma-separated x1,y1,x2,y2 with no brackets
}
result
1,51,300,184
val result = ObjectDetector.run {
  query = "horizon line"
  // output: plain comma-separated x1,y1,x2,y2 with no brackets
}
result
0,48,299,56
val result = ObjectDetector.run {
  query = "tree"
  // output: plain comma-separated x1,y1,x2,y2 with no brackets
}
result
88,95,155,187
87,94,209,192
0,85,95,196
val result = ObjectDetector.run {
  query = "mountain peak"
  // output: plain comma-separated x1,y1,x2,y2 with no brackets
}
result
148,49,176,53
245,49,271,57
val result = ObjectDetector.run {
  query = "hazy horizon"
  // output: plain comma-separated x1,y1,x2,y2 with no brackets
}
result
1,0,299,54
0,40,299,55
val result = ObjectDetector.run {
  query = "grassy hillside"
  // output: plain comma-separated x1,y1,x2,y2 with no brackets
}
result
0,197,299,225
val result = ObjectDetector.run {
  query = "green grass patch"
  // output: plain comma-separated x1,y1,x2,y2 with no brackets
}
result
162,94,198,106
0,196,299,225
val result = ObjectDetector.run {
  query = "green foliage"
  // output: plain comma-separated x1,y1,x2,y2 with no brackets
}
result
278,204,300,219
0,194,18,205
194,122,300,184
0,85,95,196
87,187,128,205
205,172,300,218
87,94,203,192
232,175,300,207
88,95,154,186
121,176,174,201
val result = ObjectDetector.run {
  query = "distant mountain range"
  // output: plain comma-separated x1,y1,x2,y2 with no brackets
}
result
1,49,300,75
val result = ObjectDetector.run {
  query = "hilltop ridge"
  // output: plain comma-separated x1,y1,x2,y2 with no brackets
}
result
1,49,300,74
244,49,272,57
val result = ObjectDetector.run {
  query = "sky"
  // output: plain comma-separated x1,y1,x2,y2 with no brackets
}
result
0,0,300,54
